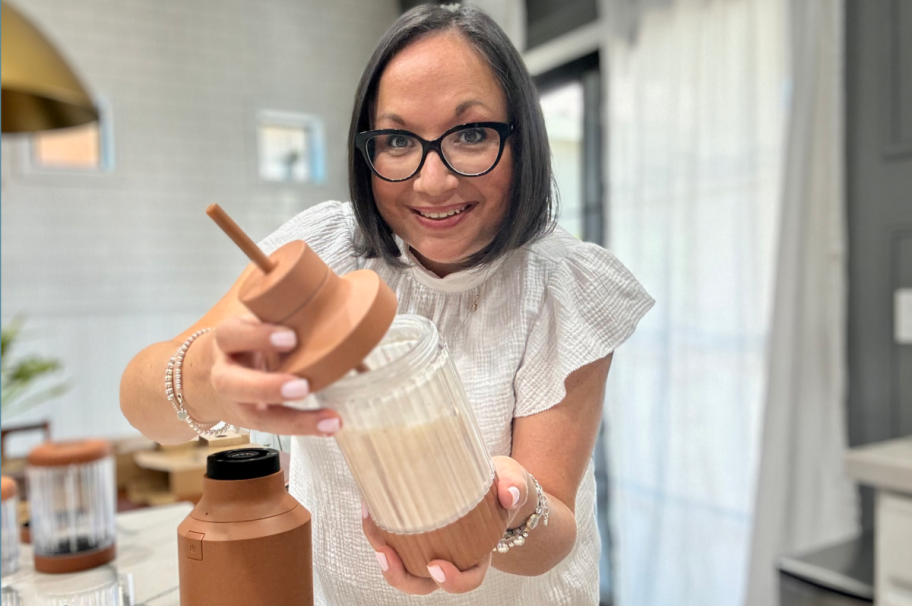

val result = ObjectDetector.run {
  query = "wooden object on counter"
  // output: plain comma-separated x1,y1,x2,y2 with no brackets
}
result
130,432,255,504
126,472,178,507
112,435,156,491
156,438,201,453
199,432,248,448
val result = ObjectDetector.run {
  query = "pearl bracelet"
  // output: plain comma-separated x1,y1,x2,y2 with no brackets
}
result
165,328,238,437
494,474,550,553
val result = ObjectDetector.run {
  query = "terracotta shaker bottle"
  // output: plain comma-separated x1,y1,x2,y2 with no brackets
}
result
178,448,311,606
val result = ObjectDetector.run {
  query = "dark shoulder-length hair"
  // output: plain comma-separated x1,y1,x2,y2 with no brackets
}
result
348,3,556,269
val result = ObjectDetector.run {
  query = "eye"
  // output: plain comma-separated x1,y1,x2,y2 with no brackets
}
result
385,134,412,148
456,128,487,144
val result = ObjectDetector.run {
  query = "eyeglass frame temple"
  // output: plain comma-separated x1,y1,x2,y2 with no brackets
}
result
354,121,515,183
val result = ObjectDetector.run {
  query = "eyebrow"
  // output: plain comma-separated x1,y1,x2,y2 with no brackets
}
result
376,112,406,126
455,100,487,116
375,100,491,127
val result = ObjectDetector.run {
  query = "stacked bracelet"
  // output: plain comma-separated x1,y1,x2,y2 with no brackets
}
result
165,328,238,437
494,474,550,553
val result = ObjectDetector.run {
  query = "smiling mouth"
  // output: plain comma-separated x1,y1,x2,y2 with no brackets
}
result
413,204,472,219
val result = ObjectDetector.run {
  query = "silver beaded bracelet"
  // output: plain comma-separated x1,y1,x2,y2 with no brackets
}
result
494,474,550,553
165,328,238,437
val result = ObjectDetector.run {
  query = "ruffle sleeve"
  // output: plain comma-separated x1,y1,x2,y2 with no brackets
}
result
257,200,359,274
513,244,654,418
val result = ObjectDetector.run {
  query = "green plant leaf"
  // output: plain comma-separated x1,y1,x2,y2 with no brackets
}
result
1,315,25,360
1,317,67,415
2,382,70,417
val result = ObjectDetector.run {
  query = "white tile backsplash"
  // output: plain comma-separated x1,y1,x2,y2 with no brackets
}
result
1,0,398,440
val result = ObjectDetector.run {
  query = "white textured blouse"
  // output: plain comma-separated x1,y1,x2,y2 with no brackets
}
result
258,201,653,606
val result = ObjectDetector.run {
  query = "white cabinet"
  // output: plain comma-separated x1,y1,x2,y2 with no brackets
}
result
878,492,912,606
846,438,912,606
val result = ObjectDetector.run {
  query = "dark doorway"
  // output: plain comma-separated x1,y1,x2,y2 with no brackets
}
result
534,52,604,246
845,0,912,528
534,51,611,605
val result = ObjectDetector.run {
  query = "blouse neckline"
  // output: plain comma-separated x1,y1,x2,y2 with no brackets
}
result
394,234,505,293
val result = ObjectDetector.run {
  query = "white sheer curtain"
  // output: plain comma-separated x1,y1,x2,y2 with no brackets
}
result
601,0,789,604
745,1,857,604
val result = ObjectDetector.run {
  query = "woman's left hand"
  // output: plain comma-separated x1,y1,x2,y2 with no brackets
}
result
361,455,533,595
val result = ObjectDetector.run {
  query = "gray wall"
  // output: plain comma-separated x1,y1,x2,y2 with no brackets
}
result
845,0,912,528
1,0,398,442
845,0,912,445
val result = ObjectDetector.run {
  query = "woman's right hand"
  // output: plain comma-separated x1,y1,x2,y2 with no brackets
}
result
188,314,342,437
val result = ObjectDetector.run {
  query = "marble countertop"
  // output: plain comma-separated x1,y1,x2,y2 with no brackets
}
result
1,503,192,606
844,437,912,494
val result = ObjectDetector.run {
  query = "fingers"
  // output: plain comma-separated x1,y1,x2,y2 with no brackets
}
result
426,556,491,594
210,357,310,405
361,510,438,595
214,315,297,355
373,546,439,596
229,403,340,437
208,315,343,436
361,503,490,595
210,316,309,406
493,455,531,520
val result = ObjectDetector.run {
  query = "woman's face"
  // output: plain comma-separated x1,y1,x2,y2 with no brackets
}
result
371,33,512,276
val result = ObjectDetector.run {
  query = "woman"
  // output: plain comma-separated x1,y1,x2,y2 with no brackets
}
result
120,5,652,604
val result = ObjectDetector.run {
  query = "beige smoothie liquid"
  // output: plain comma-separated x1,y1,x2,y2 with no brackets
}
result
335,412,493,533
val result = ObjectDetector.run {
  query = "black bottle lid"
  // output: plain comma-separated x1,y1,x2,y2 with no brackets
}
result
207,448,280,481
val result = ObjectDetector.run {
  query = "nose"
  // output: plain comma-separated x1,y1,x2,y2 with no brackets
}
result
412,150,459,197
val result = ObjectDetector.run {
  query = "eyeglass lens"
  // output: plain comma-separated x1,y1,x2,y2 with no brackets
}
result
366,126,502,180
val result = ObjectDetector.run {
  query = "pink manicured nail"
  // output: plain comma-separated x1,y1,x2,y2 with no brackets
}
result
361,501,369,519
280,379,310,400
316,417,340,435
428,564,445,584
375,552,389,572
508,486,521,508
270,330,297,349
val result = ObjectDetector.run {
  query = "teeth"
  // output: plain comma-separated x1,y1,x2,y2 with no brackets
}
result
418,205,468,219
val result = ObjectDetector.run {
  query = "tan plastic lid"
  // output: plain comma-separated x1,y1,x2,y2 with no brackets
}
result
207,203,397,392
27,439,112,467
238,240,397,392
1,475,17,501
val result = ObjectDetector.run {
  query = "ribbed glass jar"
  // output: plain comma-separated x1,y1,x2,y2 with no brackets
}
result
317,314,494,534
26,441,116,568
1,476,19,577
